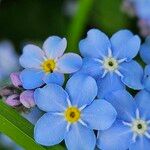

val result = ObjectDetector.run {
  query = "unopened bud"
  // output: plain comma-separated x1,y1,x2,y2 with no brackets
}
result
6,94,21,107
20,90,35,108
0,86,15,98
10,72,22,88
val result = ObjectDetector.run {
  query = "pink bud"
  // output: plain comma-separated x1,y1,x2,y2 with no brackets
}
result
20,90,35,108
10,72,22,87
6,94,21,107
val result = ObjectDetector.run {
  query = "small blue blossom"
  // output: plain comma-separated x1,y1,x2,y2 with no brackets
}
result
19,36,82,89
122,0,150,36
34,74,117,150
78,29,143,98
97,90,150,150
0,41,19,83
135,0,150,21
140,36,150,64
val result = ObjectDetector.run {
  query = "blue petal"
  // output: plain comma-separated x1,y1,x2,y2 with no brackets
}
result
82,99,117,130
143,65,150,91
77,58,103,79
129,136,150,150
20,69,44,89
34,84,68,112
57,53,82,73
66,74,97,107
135,0,150,19
43,72,64,86
43,36,67,59
105,90,137,122
110,30,141,61
65,123,96,150
97,73,125,99
19,44,44,69
134,90,150,119
97,120,132,150
120,60,144,90
22,107,43,125
34,113,67,146
140,37,150,64
79,29,111,59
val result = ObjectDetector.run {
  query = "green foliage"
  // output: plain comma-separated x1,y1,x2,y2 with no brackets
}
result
67,0,94,52
0,100,65,150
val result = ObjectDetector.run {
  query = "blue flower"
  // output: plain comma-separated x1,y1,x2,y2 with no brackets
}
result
135,0,150,20
97,90,150,150
79,29,143,98
19,36,82,89
0,41,19,83
140,36,150,64
34,74,117,150
141,64,150,91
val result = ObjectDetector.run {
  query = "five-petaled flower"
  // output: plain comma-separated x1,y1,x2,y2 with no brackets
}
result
34,74,117,150
97,90,150,150
78,29,143,98
19,36,82,89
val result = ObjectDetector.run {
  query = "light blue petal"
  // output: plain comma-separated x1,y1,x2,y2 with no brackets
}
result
82,99,117,130
134,90,150,119
34,84,68,112
110,30,141,61
135,0,150,19
19,44,44,69
97,73,125,99
140,36,150,64
120,60,144,90
79,29,111,59
20,69,44,89
129,136,150,150
97,120,132,150
105,90,137,122
143,65,150,91
57,53,82,73
22,107,43,125
43,36,67,59
65,123,96,150
77,58,103,79
66,74,97,107
34,113,67,146
43,72,64,86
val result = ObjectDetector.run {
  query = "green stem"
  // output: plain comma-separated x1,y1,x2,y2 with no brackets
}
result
67,0,94,52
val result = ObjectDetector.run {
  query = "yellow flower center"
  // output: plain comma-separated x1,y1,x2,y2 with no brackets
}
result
41,59,56,73
64,107,81,123
103,57,118,71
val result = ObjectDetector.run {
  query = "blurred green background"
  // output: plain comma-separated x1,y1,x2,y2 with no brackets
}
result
0,0,140,149
0,0,138,53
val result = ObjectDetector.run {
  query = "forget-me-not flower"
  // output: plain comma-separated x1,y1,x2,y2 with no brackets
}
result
97,90,150,150
79,29,143,98
139,37,150,91
140,36,150,65
122,0,150,36
19,36,82,89
0,41,19,84
34,74,117,150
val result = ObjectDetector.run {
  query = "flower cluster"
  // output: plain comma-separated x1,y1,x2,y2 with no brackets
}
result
122,0,150,37
2,29,150,150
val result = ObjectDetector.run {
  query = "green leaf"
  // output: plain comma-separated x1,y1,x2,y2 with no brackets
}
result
0,100,65,150
67,0,94,52
93,0,130,35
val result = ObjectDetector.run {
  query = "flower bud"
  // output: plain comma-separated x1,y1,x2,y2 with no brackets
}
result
6,94,21,107
10,72,22,87
20,90,35,108
0,86,15,98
